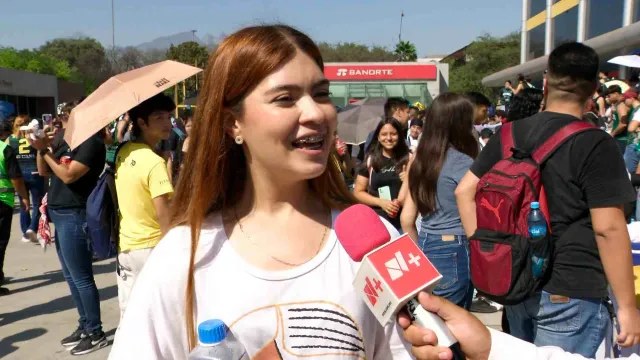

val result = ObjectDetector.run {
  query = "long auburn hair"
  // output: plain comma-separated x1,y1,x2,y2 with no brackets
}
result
169,24,355,350
409,93,478,215
366,118,410,172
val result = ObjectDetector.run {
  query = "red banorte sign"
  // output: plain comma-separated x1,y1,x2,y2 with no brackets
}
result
324,64,437,81
367,234,441,299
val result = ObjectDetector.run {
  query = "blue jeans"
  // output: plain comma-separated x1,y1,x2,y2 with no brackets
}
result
18,172,45,234
49,208,103,334
623,144,640,174
417,233,473,310
506,291,610,358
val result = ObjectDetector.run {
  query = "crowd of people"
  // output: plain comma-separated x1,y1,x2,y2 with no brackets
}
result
0,24,638,360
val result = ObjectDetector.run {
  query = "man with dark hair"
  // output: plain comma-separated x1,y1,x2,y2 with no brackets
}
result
364,97,410,152
0,121,29,296
114,93,175,320
383,97,411,124
466,92,491,125
606,85,630,155
455,42,640,356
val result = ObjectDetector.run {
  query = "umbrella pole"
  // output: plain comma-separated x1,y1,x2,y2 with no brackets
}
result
174,84,179,118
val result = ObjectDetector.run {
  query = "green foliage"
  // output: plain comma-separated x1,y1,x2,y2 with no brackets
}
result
39,37,112,92
166,41,209,103
317,42,397,62
394,41,418,62
166,41,208,68
0,47,78,81
447,32,521,101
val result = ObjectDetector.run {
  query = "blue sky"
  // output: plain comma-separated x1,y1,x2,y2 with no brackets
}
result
0,0,521,56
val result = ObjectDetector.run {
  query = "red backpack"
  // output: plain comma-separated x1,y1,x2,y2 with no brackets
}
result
470,121,597,304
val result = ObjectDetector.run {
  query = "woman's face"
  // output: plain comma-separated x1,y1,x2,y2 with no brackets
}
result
378,124,399,152
233,51,336,182
185,119,193,137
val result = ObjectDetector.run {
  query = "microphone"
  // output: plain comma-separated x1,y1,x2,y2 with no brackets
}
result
335,204,464,359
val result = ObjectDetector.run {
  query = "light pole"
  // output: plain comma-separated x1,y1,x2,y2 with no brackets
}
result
399,11,404,42
191,30,198,91
111,0,116,49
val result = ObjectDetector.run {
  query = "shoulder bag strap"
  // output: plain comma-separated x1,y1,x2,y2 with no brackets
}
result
531,121,597,228
531,121,597,164
500,122,515,159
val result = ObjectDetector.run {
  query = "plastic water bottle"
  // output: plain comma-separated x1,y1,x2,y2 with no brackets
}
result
188,319,248,360
527,202,548,278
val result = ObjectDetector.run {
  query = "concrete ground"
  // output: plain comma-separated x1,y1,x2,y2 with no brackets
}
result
0,213,503,359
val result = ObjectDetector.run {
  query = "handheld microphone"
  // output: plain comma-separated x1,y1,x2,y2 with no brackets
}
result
335,204,464,359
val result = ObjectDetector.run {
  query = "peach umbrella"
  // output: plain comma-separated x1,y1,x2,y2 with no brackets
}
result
64,60,202,149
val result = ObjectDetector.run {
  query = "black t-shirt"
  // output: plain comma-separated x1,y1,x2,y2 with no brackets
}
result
470,112,635,298
358,155,403,229
48,129,107,209
7,136,37,174
2,144,23,179
172,136,187,183
159,127,185,153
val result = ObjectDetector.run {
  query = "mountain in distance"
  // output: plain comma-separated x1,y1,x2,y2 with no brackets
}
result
136,31,206,51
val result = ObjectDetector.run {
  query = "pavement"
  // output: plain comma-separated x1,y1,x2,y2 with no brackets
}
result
0,213,503,359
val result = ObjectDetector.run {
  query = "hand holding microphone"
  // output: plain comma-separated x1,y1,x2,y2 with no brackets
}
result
398,291,491,360
335,204,464,360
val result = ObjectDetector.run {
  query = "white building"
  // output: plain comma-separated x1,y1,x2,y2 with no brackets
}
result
483,0,640,86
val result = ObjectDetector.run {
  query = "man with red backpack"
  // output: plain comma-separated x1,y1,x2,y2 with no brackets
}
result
455,42,640,357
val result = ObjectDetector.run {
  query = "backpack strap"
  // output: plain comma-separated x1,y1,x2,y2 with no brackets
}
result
532,121,596,164
500,122,515,159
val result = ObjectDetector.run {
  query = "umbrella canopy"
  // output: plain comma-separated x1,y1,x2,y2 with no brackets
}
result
337,97,386,145
64,60,202,149
604,79,631,93
608,55,640,68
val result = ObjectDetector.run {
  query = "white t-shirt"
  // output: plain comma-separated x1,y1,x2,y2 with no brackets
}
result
109,210,413,360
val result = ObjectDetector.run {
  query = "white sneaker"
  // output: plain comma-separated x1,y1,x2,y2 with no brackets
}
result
25,229,38,243
21,235,31,243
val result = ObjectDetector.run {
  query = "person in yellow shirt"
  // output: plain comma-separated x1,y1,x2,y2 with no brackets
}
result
115,93,175,319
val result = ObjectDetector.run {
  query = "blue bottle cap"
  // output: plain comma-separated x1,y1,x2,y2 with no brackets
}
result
531,202,540,209
198,319,227,344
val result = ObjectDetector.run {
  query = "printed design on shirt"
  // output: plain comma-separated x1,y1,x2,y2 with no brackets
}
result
229,300,366,359
379,165,396,174
480,198,503,224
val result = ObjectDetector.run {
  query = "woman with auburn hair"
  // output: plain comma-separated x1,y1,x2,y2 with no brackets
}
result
400,93,478,310
109,25,411,359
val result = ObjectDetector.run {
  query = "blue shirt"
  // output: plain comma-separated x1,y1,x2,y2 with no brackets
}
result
418,147,473,235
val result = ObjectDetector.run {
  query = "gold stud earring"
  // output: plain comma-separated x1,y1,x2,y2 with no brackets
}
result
235,136,244,145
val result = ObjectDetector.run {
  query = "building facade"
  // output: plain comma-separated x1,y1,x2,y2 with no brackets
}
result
484,0,640,86
325,62,449,108
0,67,84,118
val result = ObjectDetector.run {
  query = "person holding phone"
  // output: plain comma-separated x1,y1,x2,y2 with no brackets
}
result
399,93,478,310
354,118,410,231
8,114,45,244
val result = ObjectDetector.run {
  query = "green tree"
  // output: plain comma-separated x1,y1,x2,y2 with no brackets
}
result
166,41,209,103
394,41,418,62
317,42,397,62
0,47,78,81
446,32,521,100
142,48,168,65
109,46,146,73
39,37,111,92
